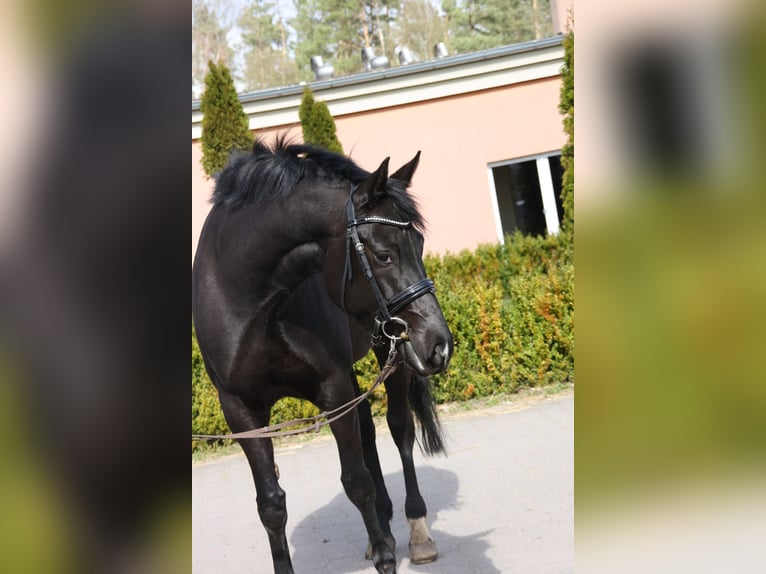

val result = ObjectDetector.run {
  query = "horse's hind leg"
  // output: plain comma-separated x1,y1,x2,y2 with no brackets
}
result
350,370,396,558
384,371,438,565
217,387,293,574
325,387,397,574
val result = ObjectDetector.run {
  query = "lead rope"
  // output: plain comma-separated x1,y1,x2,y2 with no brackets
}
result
192,337,402,441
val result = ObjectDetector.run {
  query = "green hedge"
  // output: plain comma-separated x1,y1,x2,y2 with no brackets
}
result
425,232,573,401
192,232,574,451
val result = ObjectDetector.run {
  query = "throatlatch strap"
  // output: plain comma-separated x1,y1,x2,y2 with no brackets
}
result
339,192,358,311
339,227,353,311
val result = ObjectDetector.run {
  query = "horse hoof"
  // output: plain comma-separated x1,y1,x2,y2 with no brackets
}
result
365,534,396,560
368,537,397,574
407,517,438,564
409,538,438,565
375,559,396,574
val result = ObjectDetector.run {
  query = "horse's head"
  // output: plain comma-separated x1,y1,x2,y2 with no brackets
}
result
328,152,453,376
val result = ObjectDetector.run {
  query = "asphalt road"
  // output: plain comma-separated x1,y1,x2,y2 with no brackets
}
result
193,392,573,574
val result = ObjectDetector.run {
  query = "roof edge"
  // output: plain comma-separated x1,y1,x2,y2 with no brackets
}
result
191,36,564,112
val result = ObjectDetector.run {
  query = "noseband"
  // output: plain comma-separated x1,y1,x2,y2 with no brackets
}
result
341,187,435,346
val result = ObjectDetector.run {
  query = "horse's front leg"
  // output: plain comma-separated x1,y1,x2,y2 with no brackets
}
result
216,386,293,574
383,369,439,565
324,374,397,574
350,370,397,558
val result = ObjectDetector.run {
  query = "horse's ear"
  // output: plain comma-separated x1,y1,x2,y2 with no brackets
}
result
390,151,421,186
355,157,390,207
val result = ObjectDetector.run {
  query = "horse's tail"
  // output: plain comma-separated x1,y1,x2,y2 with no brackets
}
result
409,373,446,456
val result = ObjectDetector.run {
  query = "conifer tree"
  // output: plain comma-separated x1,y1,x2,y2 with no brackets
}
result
200,61,254,177
442,0,553,54
558,21,574,234
298,87,344,154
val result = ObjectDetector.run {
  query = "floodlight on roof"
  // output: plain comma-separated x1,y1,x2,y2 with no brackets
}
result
434,42,448,59
361,47,375,63
396,46,414,65
361,47,389,71
310,55,334,81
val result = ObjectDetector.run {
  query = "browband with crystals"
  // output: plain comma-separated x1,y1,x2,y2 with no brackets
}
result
348,216,411,228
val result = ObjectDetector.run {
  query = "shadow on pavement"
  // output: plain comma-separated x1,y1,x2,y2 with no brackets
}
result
289,465,500,573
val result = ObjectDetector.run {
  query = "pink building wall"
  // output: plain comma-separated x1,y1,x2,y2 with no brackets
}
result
192,76,565,258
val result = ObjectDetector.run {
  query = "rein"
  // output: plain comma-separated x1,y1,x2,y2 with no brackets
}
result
192,337,402,441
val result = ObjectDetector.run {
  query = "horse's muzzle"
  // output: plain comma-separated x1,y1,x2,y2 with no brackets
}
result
402,335,452,376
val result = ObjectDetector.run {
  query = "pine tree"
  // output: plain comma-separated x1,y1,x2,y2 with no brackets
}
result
199,61,254,177
192,0,234,98
393,0,448,64
239,0,298,91
442,0,553,54
299,87,344,154
558,21,574,234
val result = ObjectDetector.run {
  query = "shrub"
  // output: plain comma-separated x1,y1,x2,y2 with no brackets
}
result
558,22,574,235
199,61,254,178
505,262,574,387
425,233,574,402
298,87,344,154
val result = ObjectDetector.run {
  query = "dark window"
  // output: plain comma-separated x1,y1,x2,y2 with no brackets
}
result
491,154,562,237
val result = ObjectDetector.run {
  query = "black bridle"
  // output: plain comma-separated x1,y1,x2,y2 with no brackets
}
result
341,187,435,346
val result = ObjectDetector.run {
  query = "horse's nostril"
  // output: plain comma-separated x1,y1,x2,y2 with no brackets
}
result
428,342,450,370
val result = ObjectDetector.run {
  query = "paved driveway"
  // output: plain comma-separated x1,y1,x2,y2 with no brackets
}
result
193,392,573,574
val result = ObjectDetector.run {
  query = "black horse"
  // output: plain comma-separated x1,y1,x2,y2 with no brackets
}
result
192,138,453,574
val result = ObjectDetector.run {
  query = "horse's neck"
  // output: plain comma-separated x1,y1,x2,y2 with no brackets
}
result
223,192,346,296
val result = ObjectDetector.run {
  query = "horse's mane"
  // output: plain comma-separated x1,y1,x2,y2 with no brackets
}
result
211,135,424,228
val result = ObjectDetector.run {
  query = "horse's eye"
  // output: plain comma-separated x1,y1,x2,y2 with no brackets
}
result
376,252,393,265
